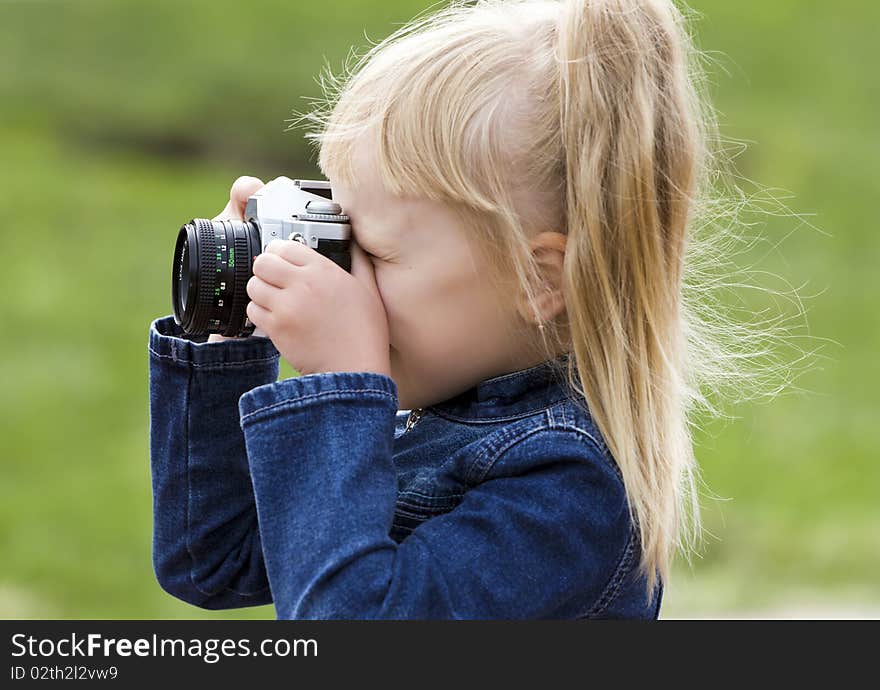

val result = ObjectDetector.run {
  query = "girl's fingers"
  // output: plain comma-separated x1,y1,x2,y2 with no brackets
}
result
253,252,295,288
246,275,283,308
211,176,265,221
265,238,313,267
246,299,272,327
230,176,265,214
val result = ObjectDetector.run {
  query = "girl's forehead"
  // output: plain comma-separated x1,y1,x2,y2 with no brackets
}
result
330,143,385,207
332,174,392,220
327,137,464,236
331,150,415,220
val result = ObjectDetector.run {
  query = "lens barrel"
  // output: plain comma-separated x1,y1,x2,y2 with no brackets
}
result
172,218,261,337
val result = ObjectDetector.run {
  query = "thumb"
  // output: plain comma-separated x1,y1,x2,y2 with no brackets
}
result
229,175,265,217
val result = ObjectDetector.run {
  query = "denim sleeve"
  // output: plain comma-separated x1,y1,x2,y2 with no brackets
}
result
148,315,280,609
239,372,633,619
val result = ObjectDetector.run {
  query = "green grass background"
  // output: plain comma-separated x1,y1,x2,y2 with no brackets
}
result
0,0,876,618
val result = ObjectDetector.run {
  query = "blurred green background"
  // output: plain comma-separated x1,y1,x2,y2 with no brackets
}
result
0,0,876,619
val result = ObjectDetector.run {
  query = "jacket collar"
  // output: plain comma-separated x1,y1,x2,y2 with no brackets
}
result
427,352,575,422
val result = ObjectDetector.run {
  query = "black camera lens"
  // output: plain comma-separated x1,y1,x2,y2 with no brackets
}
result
171,218,262,337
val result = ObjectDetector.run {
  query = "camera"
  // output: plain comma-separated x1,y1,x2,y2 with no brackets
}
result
171,177,351,338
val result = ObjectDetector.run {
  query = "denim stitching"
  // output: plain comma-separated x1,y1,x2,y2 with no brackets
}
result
393,507,427,520
396,500,461,517
240,389,396,423
464,418,593,486
492,427,607,482
527,422,606,466
427,398,570,424
563,425,623,485
543,410,623,485
394,487,462,502
148,346,279,369
398,486,465,500
397,492,464,504
563,421,610,457
582,524,637,618
469,424,569,486
462,421,542,486
394,504,446,520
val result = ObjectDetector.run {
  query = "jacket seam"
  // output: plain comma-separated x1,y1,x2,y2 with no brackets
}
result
397,493,464,505
394,505,433,519
462,423,542,486
487,424,620,488
148,346,279,369
394,505,444,522
427,398,570,425
240,389,396,423
566,429,623,484
581,524,638,619
544,408,624,485
469,423,586,486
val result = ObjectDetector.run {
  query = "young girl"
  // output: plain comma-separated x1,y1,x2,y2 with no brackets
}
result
149,0,714,619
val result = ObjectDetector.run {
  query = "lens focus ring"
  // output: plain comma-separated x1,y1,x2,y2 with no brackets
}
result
226,231,252,336
189,219,216,334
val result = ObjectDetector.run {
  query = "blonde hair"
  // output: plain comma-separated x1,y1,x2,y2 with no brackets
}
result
291,0,815,601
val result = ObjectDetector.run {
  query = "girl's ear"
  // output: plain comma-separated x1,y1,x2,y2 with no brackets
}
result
516,231,568,326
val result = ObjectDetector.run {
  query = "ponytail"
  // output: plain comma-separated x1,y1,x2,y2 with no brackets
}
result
556,0,705,597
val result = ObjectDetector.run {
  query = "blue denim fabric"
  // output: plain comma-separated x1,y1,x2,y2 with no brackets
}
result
148,314,662,619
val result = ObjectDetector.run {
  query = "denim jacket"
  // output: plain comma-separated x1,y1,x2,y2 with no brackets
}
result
148,315,662,619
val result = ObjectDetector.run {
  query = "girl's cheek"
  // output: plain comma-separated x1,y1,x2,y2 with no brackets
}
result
374,273,405,335
371,270,394,317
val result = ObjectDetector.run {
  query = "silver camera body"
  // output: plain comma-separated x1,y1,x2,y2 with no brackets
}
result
171,177,352,339
245,177,350,253
245,177,351,338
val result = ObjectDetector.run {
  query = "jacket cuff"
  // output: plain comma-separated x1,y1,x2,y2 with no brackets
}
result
148,315,280,369
238,371,398,426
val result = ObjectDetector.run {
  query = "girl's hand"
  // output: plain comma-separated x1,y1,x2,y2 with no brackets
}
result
246,238,392,377
207,176,266,343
